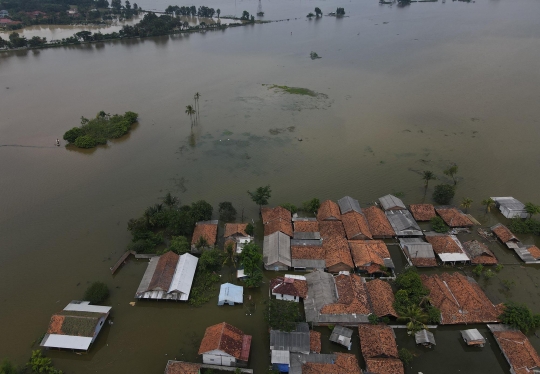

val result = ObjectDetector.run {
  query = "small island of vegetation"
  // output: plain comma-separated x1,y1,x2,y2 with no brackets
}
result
63,110,138,148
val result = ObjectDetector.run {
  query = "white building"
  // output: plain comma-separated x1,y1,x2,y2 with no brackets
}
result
198,322,252,367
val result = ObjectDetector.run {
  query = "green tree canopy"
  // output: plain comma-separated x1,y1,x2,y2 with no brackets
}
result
218,202,237,222
0,359,18,374
166,236,190,255
481,198,495,213
83,282,110,304
247,185,271,209
190,200,213,222
302,198,320,213
443,164,459,185
245,223,254,236
199,249,223,272
499,302,540,332
240,242,262,277
432,184,455,205
430,216,448,233
264,299,302,332
280,203,298,214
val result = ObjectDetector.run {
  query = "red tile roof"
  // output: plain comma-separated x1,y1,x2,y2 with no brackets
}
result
425,235,463,254
0,18,21,24
264,219,293,237
148,251,179,291
317,200,342,221
409,204,436,221
291,245,326,260
527,246,540,260
224,223,248,238
191,223,218,246
270,277,308,299
349,240,391,273
421,273,502,324
309,331,322,353
294,221,319,233
341,211,373,240
493,330,540,374
491,224,518,243
319,221,346,239
303,353,361,374
165,361,201,374
365,358,405,374
436,207,474,227
261,206,291,224
366,280,398,318
358,324,399,359
364,206,396,238
198,322,251,361
323,237,354,271
321,274,371,315
462,240,498,265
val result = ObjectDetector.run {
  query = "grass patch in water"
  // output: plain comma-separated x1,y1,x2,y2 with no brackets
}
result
265,84,318,97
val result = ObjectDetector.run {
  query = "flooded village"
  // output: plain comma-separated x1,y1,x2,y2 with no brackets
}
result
2,0,540,373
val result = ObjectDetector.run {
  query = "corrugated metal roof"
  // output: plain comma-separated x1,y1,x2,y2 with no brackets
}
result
218,283,243,304
438,253,470,262
491,197,525,210
168,253,198,295
461,329,485,343
64,302,111,314
379,195,406,211
304,271,338,323
271,350,290,365
290,239,322,246
292,259,326,269
386,210,422,236
292,217,317,222
415,329,436,345
264,232,292,267
270,323,310,354
41,334,93,350
293,232,321,240
338,196,362,214
330,325,353,347
289,353,336,374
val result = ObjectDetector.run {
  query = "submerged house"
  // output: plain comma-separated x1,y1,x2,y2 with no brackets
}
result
462,240,498,265
317,200,342,221
514,245,540,264
292,353,362,374
218,283,243,306
386,210,423,237
461,329,486,347
135,252,198,301
164,361,201,374
349,240,395,276
489,324,540,374
415,329,436,347
491,197,528,219
379,194,406,211
263,231,292,271
191,220,218,252
409,204,436,222
270,322,311,372
399,238,437,267
270,275,308,302
358,324,404,374
435,207,474,228
198,322,252,367
338,196,362,215
40,301,111,351
491,223,520,248
341,211,373,240
329,325,353,350
224,223,253,254
363,206,396,239
425,233,470,264
421,272,502,324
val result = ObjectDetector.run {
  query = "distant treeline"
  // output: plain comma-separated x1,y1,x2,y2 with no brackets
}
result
164,5,218,18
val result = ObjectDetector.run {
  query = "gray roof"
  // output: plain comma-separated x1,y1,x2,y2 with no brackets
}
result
290,239,322,247
399,238,435,259
289,353,336,374
338,196,362,214
330,325,353,347
491,197,525,211
264,232,292,267
379,194,406,210
292,217,317,222
386,210,422,236
291,259,326,269
270,323,310,354
196,220,219,225
461,329,485,344
383,258,396,268
293,232,321,240
415,329,436,345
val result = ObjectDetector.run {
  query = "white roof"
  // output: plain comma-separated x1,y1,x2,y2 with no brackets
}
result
271,350,290,365
285,274,306,280
219,283,244,303
168,253,199,297
438,253,470,262
379,194,406,210
237,268,247,278
64,301,111,314
41,334,93,350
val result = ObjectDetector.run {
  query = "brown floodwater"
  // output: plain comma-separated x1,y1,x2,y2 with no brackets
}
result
1,0,540,373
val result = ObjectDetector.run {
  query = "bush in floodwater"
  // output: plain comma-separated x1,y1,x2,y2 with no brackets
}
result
83,281,110,305
399,348,414,365
63,127,83,143
483,269,495,279
499,301,540,332
74,135,97,149
280,203,298,214
430,216,448,233
432,184,455,205
245,222,254,236
473,264,484,276
302,198,321,214
495,264,504,272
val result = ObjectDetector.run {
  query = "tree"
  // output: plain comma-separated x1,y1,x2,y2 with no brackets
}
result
27,350,63,374
307,12,314,18
398,305,428,332
0,359,18,374
443,164,459,185
28,36,46,47
218,202,237,222
166,236,190,254
336,7,345,15
481,198,495,213
125,0,131,10
199,248,223,271
162,192,179,209
430,216,448,233
216,9,220,18
247,185,271,210
422,170,436,189
499,302,540,333
194,92,201,120
185,105,196,127
241,10,250,20
302,198,320,214
280,203,298,214
190,200,213,222
239,242,263,287
264,299,301,331
111,0,122,11
432,184,455,205
315,7,322,17
399,348,414,365
63,127,83,143
525,202,540,219
461,197,473,213
83,281,110,304
9,32,27,48
223,242,236,268
245,223,254,236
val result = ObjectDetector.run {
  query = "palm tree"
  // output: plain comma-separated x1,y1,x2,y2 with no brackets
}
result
461,197,473,213
422,170,436,189
481,198,495,213
185,105,196,127
223,241,237,268
162,192,179,209
398,305,428,332
194,92,201,121
444,164,459,185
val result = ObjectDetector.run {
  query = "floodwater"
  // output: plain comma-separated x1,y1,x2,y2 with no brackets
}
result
1,0,540,372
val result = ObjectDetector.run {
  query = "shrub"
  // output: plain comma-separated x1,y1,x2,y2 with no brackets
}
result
398,348,414,365
499,302,540,332
190,200,213,222
218,202,237,222
245,223,254,236
368,314,379,325
473,264,484,276
302,198,320,213
123,111,138,124
63,127,83,143
495,264,504,272
74,135,97,148
432,184,455,205
0,359,18,374
280,203,298,214
484,269,495,279
264,299,301,332
83,282,110,304
426,305,441,323
430,216,448,233
27,350,63,374
166,236,190,255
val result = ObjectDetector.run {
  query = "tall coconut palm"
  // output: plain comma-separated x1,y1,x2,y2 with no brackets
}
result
461,197,473,213
162,192,179,209
398,305,428,332
422,171,436,189
444,164,459,186
194,92,201,121
185,105,196,127
481,198,495,213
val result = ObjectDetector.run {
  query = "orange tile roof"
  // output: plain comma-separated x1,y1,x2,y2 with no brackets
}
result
341,211,373,240
358,324,399,360
294,221,319,233
270,277,308,299
364,206,396,238
291,245,326,260
224,223,248,238
148,251,179,291
491,224,518,243
462,240,498,265
527,246,540,260
436,207,474,227
321,274,371,315
165,361,201,374
261,206,291,224
303,353,361,374
421,273,502,324
409,204,436,221
309,331,322,353
323,237,354,271
366,280,398,318
493,330,540,373
365,358,405,374
47,315,65,335
191,223,218,246
264,219,293,237
317,200,342,221
349,240,391,273
319,221,346,239
425,235,463,254
198,322,251,361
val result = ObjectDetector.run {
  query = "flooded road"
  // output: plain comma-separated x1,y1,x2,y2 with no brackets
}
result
1,0,540,372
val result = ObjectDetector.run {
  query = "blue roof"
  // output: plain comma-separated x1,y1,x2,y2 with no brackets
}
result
218,283,243,304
